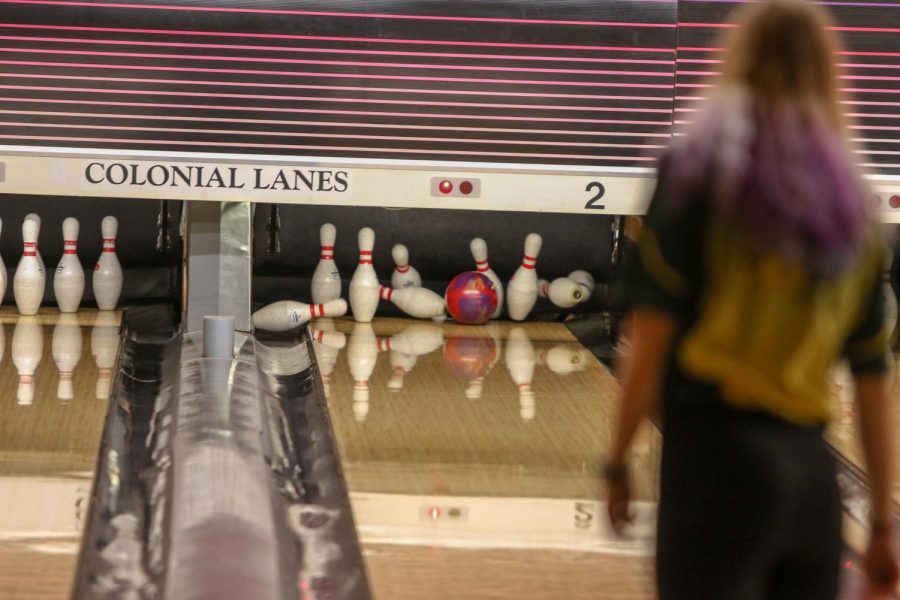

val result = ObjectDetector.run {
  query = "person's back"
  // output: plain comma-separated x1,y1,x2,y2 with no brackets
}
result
605,1,899,598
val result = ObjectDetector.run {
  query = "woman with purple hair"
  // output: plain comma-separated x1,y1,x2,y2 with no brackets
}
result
606,0,898,597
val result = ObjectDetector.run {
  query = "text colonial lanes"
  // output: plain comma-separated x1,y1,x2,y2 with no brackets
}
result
84,162,350,194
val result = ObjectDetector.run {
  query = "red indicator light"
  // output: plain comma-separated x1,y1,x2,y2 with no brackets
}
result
438,180,453,194
428,506,442,521
459,180,474,195
890,195,900,209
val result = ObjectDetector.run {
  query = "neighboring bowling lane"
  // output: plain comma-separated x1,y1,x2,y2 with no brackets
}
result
318,318,660,599
0,309,121,599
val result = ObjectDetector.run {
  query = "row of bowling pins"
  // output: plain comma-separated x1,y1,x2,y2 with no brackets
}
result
4,214,123,315
253,224,598,331
4,315,119,404
309,320,593,422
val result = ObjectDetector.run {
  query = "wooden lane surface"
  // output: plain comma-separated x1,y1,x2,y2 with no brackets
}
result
0,310,121,600
320,317,659,600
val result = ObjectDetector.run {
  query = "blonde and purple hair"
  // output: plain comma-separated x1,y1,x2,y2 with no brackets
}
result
667,0,870,274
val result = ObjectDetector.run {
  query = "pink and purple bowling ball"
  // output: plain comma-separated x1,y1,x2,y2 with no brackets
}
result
445,271,498,325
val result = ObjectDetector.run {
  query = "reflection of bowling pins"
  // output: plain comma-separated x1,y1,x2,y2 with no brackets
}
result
310,319,345,398
537,277,584,308
349,228,379,323
14,218,46,316
387,352,418,391
94,216,123,310
311,223,341,304
252,299,347,331
379,323,444,356
470,238,503,319
568,270,595,303
507,233,542,321
390,244,422,289
347,323,378,421
92,323,119,399
379,285,445,319
52,314,82,401
12,317,43,405
539,344,592,375
54,217,85,313
505,327,536,421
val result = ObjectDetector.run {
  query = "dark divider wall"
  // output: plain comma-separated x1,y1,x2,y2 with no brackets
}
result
253,205,614,316
0,195,182,308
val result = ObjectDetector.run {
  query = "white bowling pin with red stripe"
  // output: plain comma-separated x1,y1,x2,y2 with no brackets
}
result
252,299,348,332
349,227,379,323
470,238,503,319
390,244,421,289
506,233,542,321
54,217,85,313
311,223,341,304
24,213,44,274
93,216,122,310
14,217,45,316
537,277,584,309
379,285,444,319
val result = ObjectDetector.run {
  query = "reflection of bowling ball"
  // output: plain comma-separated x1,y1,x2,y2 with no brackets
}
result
443,336,498,380
445,272,498,325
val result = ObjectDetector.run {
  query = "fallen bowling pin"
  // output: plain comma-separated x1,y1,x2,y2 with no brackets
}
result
378,323,444,356
311,223,341,304
252,299,347,332
537,277,584,308
390,244,422,289
507,233,542,321
568,270,595,303
379,285,444,319
539,344,592,375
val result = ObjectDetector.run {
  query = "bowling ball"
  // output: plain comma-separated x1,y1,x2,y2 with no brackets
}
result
443,335,499,380
445,271,498,325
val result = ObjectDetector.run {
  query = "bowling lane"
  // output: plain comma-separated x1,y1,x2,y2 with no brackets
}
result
0,309,121,599
317,318,661,599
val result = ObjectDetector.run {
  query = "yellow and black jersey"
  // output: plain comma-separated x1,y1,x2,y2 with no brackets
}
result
617,161,890,427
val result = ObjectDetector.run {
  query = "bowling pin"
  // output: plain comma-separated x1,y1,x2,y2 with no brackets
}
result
347,322,378,421
387,351,418,391
311,223,341,304
0,219,7,305
310,318,345,398
252,299,347,332
568,270,595,303
52,314,82,401
506,233,542,321
14,217,46,316
539,344,592,375
379,285,444,319
54,217,85,313
23,213,44,273
12,317,43,405
470,238,503,319
91,321,119,399
349,227,379,323
93,216,123,310
390,244,422,289
505,327,537,421
378,323,444,356
537,277,584,308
